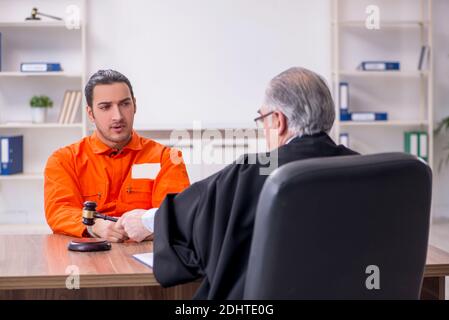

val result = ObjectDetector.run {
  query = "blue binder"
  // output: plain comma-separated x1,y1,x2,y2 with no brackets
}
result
20,62,62,72
340,112,351,121
339,133,349,148
340,112,388,122
339,82,349,112
352,112,388,121
0,135,23,175
360,61,400,71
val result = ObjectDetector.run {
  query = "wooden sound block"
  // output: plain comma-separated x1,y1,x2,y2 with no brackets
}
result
68,238,112,252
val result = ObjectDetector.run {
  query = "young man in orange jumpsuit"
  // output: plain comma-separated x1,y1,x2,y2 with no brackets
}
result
44,70,190,242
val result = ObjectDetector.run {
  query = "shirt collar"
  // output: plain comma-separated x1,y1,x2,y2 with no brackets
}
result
123,130,143,151
90,130,142,154
285,135,298,145
286,132,330,145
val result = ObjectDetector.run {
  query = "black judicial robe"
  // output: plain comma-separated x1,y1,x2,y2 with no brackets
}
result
153,132,358,299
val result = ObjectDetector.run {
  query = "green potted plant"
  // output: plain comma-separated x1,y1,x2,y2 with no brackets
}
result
30,95,53,123
435,115,449,171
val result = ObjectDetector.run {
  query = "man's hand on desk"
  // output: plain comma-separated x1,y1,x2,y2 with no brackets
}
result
92,219,129,243
116,209,153,243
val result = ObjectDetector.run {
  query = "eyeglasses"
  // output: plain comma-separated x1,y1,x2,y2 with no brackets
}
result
254,111,274,128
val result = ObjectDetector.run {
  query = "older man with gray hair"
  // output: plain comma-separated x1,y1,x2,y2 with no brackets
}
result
260,67,336,149
118,67,358,299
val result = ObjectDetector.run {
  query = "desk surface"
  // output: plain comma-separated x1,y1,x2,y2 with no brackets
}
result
1,235,449,291
425,245,449,277
0,234,154,290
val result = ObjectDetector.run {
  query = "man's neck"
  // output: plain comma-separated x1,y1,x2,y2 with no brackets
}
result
281,132,297,146
112,139,131,151
97,132,132,151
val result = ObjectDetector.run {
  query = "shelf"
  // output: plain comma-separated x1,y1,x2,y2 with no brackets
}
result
133,123,256,131
0,224,51,235
336,71,428,78
0,123,83,129
334,20,429,28
339,121,429,127
0,72,82,78
0,1,87,231
332,2,434,169
0,21,81,29
0,173,44,181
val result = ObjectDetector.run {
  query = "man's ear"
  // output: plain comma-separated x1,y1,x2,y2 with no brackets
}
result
276,111,288,136
86,106,95,122
133,97,137,114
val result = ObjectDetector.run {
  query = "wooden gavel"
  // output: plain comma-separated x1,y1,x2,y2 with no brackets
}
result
67,201,118,252
68,201,118,252
82,201,118,226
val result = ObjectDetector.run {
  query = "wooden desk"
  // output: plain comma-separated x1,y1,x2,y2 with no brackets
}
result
0,234,200,299
0,235,448,300
422,245,449,300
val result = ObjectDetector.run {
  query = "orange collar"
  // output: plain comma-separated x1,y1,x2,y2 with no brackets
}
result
90,130,143,154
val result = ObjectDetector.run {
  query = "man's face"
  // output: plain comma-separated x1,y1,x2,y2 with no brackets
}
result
87,82,136,149
257,106,279,151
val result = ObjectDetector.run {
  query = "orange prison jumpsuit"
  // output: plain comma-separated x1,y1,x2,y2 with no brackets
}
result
44,130,190,237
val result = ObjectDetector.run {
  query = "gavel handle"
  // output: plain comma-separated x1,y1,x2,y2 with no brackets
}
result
37,12,63,21
94,213,118,222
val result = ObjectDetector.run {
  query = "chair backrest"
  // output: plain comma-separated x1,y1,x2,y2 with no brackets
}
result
244,153,432,299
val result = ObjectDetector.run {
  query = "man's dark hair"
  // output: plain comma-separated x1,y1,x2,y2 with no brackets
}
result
84,69,135,107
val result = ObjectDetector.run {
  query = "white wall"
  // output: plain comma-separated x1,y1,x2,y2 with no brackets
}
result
86,0,331,129
57,0,449,217
1,0,449,230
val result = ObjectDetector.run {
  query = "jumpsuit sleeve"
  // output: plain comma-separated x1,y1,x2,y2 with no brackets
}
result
151,147,191,207
44,149,86,237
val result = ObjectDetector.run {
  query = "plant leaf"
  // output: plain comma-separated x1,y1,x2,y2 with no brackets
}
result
435,116,449,135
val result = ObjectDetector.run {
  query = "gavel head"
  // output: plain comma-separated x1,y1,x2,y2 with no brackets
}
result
82,201,97,226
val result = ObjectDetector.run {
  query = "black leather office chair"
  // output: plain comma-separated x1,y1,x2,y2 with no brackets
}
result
244,153,432,299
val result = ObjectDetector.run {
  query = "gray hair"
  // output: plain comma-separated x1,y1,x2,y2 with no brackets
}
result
263,67,335,136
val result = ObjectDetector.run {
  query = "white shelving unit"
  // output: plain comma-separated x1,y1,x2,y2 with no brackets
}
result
0,223,51,234
339,120,429,127
0,173,44,181
0,71,82,78
0,0,87,234
336,70,428,78
0,21,68,28
0,123,83,129
331,0,434,168
336,20,430,28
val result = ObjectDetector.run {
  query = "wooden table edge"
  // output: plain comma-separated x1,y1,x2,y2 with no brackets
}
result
0,273,159,290
424,265,449,278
